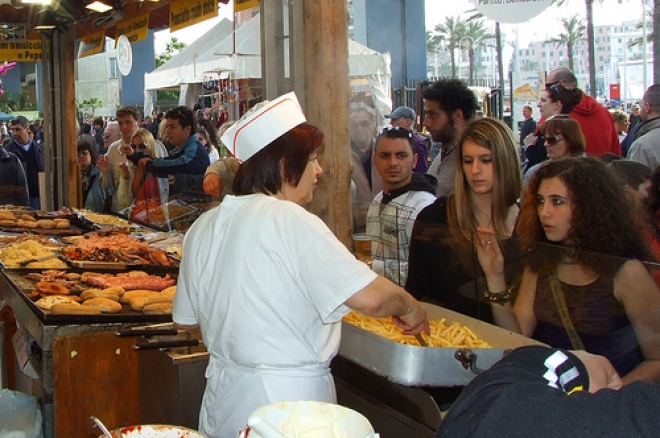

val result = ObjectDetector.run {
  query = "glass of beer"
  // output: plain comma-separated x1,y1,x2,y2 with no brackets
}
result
352,233,372,262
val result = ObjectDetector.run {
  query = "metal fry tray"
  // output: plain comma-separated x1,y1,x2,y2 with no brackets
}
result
339,302,544,387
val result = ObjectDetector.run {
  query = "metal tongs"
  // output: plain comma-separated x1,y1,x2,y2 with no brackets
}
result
415,333,429,347
19,252,59,267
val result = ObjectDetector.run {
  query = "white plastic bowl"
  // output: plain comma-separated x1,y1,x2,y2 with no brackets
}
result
245,401,378,438
102,424,209,438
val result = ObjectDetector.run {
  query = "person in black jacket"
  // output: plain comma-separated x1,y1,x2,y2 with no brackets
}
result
435,345,660,438
5,116,45,209
0,146,28,206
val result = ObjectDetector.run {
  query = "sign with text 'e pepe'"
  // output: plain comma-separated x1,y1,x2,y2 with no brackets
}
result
78,30,106,59
115,13,149,44
169,0,218,32
471,0,553,24
0,40,42,62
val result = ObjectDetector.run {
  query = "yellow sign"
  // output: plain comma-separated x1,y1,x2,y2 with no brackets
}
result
0,40,42,62
79,31,106,59
169,0,218,32
235,0,259,12
115,13,149,44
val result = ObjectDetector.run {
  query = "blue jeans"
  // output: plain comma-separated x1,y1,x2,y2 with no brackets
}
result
29,197,40,210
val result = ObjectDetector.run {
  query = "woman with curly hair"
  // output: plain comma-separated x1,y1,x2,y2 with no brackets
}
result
477,157,660,384
406,118,522,321
523,117,586,188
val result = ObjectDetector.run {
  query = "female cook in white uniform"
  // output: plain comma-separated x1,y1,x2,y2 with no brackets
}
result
173,93,429,438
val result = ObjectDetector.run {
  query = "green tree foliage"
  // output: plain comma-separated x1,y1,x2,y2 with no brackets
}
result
546,15,585,72
0,88,36,112
461,20,495,84
429,16,465,78
155,37,186,102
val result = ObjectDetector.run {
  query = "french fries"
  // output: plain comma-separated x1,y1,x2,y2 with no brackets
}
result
343,311,491,348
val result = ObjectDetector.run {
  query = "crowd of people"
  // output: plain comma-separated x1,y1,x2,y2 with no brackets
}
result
2,64,660,434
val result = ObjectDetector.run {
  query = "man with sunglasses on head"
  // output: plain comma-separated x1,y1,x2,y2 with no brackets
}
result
545,67,620,157
366,127,436,286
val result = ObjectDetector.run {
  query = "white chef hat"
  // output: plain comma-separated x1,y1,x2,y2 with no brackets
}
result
221,91,306,162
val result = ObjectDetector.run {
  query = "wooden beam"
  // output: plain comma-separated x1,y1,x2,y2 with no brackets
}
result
301,0,352,246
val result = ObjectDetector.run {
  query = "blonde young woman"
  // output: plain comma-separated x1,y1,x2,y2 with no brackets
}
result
406,118,522,321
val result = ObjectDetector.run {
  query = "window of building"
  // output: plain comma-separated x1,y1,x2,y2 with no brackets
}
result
109,58,117,78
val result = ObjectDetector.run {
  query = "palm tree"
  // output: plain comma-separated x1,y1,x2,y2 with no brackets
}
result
522,60,541,72
431,16,465,78
546,15,586,72
461,20,495,84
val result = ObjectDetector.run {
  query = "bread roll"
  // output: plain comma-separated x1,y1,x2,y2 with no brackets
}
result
160,286,177,298
120,290,161,303
20,214,36,222
81,289,120,302
102,286,125,296
0,219,17,227
130,294,172,311
54,219,70,229
83,297,122,313
36,219,55,229
35,295,77,310
0,211,16,220
142,302,173,315
50,303,102,315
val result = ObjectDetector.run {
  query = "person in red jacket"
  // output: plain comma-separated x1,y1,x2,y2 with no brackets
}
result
546,67,620,157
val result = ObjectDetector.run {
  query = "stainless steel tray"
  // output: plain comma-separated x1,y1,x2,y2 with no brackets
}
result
338,302,544,387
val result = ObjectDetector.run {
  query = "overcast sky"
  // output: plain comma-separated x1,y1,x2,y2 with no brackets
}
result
155,0,648,54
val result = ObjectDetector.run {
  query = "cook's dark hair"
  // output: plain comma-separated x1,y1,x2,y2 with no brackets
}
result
233,122,324,196
519,157,654,275
165,106,197,133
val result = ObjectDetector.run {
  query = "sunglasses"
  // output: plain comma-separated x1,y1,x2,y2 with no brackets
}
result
131,142,148,150
103,133,113,139
380,126,413,139
546,82,565,97
545,135,564,146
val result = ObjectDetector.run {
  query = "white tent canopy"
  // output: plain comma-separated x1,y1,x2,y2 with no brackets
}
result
144,13,392,117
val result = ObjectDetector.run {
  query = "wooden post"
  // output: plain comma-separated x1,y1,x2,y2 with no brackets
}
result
300,0,352,247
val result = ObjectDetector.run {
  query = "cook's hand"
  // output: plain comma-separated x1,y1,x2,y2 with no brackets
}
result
392,297,429,335
97,154,109,172
523,133,537,147
475,227,504,278
120,143,134,157
203,173,222,197
138,157,151,171
572,350,622,393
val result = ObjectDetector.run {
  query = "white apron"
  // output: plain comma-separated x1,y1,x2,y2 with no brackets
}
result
199,354,336,438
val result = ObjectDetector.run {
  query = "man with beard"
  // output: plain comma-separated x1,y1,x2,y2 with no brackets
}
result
424,79,478,197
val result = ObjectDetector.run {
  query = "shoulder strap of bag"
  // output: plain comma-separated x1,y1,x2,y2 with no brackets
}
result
548,270,585,350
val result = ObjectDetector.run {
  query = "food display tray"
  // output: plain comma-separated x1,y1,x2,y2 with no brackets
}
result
119,200,200,232
338,302,544,387
2,269,174,324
